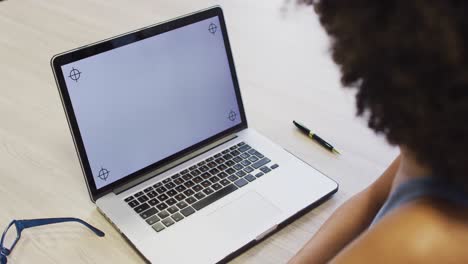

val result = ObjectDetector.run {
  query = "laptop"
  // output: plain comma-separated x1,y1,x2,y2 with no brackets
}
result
51,6,338,263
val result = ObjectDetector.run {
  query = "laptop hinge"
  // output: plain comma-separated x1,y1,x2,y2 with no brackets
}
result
113,134,238,195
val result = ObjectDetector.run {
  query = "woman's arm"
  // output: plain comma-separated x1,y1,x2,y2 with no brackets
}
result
288,156,400,264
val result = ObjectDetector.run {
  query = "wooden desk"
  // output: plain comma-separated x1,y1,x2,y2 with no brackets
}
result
0,0,398,263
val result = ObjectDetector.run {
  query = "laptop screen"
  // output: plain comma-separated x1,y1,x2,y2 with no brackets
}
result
60,16,242,190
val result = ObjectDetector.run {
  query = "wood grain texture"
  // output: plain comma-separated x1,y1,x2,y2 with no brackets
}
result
0,0,398,263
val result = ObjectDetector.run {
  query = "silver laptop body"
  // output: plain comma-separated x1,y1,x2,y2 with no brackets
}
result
51,6,338,263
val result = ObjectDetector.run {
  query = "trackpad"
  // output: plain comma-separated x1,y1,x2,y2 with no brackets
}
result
206,191,282,243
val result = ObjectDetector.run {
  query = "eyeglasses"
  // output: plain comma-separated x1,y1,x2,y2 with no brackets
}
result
0,217,105,264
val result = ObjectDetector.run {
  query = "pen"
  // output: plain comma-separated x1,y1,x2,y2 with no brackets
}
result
293,120,340,155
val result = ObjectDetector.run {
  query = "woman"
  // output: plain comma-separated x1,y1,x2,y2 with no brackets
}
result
289,1,468,263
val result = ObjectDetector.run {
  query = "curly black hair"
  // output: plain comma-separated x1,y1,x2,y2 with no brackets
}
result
299,0,468,188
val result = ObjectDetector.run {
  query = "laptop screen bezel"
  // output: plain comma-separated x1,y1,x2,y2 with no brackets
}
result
51,7,247,201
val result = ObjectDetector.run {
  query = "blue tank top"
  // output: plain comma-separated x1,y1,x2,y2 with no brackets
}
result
371,176,468,226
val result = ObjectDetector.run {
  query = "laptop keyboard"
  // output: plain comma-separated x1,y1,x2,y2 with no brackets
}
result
123,142,279,233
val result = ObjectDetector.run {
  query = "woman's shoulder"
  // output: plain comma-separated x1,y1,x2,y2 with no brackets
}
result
331,198,468,263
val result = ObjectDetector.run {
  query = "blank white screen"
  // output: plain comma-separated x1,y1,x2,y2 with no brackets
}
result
62,16,242,189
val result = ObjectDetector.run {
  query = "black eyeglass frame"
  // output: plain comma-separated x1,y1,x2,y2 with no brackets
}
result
0,217,104,264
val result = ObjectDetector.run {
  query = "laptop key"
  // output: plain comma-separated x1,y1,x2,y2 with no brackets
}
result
153,182,163,188
181,169,189,175
156,203,168,211
199,165,209,172
222,154,233,160
167,206,178,214
217,164,228,171
157,194,168,201
234,178,248,188
124,196,134,202
212,183,222,191
244,174,256,182
233,164,243,170
128,200,139,208
271,164,279,169
180,206,196,217
193,176,203,184
152,222,165,232
190,169,201,177
209,176,220,183
209,168,220,175
225,160,235,167
240,153,250,159
144,186,153,193
206,157,214,162
231,150,241,156
255,152,265,159
157,210,170,219
146,215,160,225
182,174,192,181
248,156,259,162
226,168,236,175
244,166,254,173
241,160,251,166
215,158,225,164
233,156,242,163
175,185,187,192
229,145,237,150
201,172,211,179
203,187,214,195
185,196,197,204
166,189,177,197
189,165,198,171
193,185,203,192
255,172,264,178
222,149,230,154
137,195,149,203
197,161,206,167
183,189,195,197
252,158,271,169
194,192,206,200
236,171,246,177
218,172,228,179
166,198,177,206
214,153,222,158
135,191,144,197
201,180,211,187
176,201,188,209
260,166,271,174
248,149,257,155
147,191,157,198
171,212,184,222
227,175,238,182
171,173,181,180
184,180,195,188
237,142,245,146
173,178,184,185
162,217,175,227
175,193,186,201
192,184,237,211
165,182,176,189
148,198,159,206
207,162,217,168
238,145,251,152
134,203,150,213
162,178,171,184
220,179,230,186
155,186,167,194
140,207,158,219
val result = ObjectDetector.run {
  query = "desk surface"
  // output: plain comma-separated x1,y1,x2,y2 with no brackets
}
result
0,0,398,263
